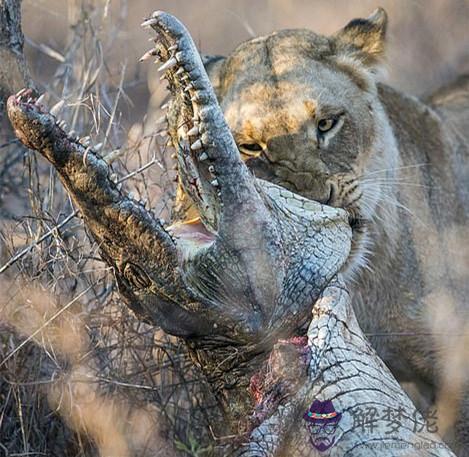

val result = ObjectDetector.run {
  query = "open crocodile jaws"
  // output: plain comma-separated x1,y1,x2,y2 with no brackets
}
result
7,9,351,350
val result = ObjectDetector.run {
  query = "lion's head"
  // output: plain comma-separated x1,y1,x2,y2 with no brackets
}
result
204,8,400,275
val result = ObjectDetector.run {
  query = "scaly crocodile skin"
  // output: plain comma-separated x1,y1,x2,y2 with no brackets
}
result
7,11,451,457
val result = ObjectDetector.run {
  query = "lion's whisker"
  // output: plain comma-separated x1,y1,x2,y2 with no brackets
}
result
360,179,433,189
357,163,430,180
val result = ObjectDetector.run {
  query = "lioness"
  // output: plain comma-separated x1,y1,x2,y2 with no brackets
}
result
174,8,469,453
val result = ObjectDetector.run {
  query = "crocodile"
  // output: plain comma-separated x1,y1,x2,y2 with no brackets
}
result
6,11,454,457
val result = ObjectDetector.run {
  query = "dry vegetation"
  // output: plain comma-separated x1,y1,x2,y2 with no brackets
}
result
0,1,468,456
0,2,216,455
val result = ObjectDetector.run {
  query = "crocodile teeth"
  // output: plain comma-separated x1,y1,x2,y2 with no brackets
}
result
210,179,219,187
94,142,103,151
141,18,158,28
191,139,203,151
191,94,200,102
140,49,157,62
58,120,67,129
187,125,199,136
36,94,46,105
16,88,28,97
50,100,65,117
158,57,177,72
161,102,170,110
175,51,184,63
168,44,178,52
110,173,118,182
175,67,185,76
79,136,91,146
184,84,193,92
199,152,208,161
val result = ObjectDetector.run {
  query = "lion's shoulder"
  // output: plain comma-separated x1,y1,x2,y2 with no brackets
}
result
425,74,469,145
426,73,469,112
378,78,469,159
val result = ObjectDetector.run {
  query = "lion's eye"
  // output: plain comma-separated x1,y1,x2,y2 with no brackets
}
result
317,118,337,133
239,143,263,155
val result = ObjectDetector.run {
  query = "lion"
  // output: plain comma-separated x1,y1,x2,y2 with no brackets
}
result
173,8,469,454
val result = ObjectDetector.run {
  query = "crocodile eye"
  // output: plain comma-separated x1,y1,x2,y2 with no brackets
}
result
238,143,263,156
317,118,337,133
123,262,152,290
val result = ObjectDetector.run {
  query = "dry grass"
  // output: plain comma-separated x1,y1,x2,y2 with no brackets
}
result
0,279,181,457
0,2,217,456
1,1,468,456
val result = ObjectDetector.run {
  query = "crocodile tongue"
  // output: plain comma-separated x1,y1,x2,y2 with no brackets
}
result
167,217,216,260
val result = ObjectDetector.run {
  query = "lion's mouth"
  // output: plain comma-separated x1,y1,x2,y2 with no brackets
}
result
247,159,367,231
348,214,366,232
340,205,370,277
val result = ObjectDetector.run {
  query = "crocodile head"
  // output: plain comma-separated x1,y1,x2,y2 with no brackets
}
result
7,11,351,396
139,12,352,346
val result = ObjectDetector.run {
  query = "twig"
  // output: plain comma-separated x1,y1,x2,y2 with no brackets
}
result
24,37,66,63
0,282,97,369
102,64,126,152
0,210,78,275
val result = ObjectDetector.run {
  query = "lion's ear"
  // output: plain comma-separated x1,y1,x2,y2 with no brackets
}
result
333,8,388,68
201,55,225,96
